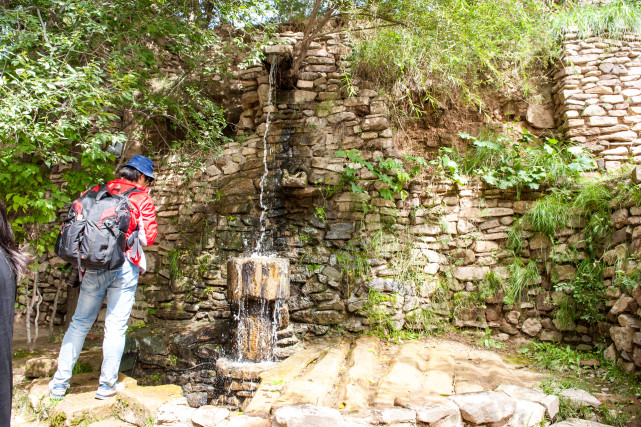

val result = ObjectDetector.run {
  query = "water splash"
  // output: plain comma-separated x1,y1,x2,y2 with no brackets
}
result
253,57,278,255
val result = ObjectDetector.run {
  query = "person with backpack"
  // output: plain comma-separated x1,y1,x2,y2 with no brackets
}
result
49,155,158,400
0,201,29,425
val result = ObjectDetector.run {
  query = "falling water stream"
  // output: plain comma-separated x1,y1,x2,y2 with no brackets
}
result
253,56,278,255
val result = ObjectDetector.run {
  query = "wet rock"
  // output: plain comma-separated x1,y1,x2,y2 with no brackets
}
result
272,403,344,427
559,388,601,408
191,405,231,427
449,391,515,424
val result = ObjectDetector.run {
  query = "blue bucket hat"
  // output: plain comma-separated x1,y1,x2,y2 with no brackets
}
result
125,155,155,181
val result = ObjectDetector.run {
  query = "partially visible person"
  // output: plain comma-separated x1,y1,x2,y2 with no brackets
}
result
0,201,29,425
49,155,158,400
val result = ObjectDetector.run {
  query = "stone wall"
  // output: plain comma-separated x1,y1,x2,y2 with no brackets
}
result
17,27,641,390
554,32,641,170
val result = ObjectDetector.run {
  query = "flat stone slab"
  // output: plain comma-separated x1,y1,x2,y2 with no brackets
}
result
29,372,137,414
116,384,184,426
50,391,116,425
335,335,381,411
373,341,431,406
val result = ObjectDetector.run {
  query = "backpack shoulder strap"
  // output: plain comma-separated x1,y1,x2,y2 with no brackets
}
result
122,187,143,197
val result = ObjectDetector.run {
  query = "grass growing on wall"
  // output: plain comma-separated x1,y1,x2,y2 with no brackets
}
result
551,0,641,39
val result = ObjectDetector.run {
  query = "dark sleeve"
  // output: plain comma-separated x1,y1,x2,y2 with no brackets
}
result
0,252,16,425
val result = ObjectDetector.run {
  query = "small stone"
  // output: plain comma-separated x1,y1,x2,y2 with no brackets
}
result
582,105,607,116
453,266,490,281
526,105,554,129
550,419,612,427
521,318,542,336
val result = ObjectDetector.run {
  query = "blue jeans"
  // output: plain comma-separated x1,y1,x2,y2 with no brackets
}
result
52,259,139,389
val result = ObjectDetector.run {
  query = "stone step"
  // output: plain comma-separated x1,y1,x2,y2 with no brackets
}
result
49,391,117,426
334,335,382,411
272,338,351,409
115,384,184,426
244,341,330,415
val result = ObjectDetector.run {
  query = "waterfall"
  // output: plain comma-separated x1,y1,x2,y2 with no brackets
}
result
253,56,278,256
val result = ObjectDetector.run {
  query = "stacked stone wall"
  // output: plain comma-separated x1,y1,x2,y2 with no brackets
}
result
554,33,641,170
17,28,641,387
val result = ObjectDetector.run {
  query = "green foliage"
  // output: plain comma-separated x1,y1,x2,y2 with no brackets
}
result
72,361,92,374
552,0,641,40
167,250,181,281
360,288,400,338
436,130,595,198
555,260,605,324
350,0,557,111
335,149,427,202
525,190,570,238
0,0,250,250
478,327,504,349
503,259,539,306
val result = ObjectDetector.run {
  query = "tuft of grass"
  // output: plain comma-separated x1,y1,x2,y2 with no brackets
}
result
72,361,92,374
525,190,570,238
504,259,539,306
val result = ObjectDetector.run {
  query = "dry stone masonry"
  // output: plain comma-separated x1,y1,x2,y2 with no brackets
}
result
16,23,641,412
554,32,641,170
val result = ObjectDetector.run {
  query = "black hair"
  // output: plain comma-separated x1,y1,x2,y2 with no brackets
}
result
0,201,28,280
119,165,143,182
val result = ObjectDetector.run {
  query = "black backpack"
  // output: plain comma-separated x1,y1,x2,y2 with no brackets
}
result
55,184,141,271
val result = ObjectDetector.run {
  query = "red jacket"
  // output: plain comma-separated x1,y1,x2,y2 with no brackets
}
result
88,178,157,270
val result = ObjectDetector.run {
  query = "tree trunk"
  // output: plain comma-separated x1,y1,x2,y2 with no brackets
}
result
49,277,63,339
